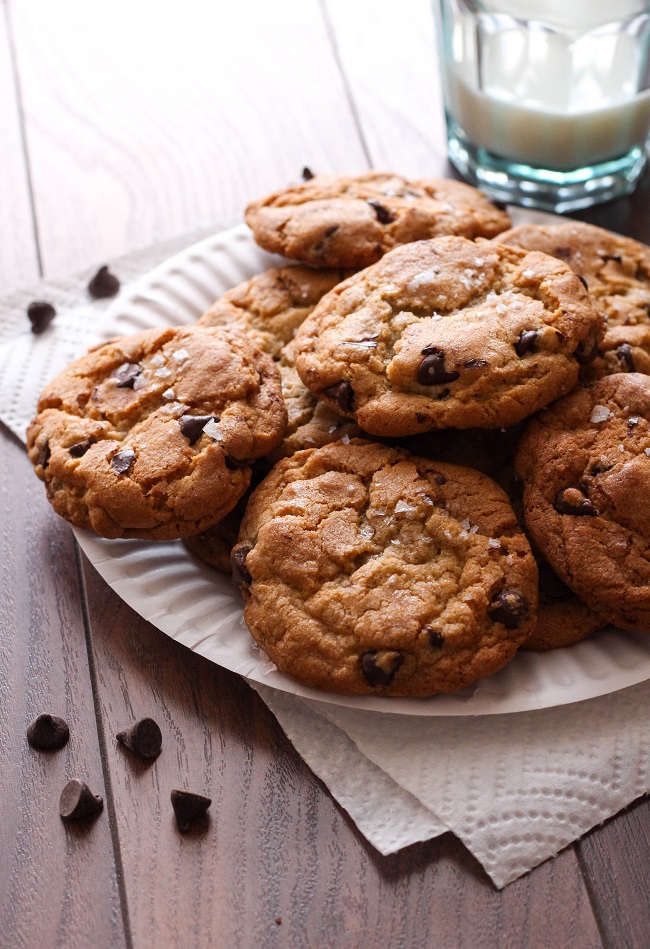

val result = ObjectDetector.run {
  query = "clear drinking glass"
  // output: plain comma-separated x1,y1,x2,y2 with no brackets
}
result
434,0,650,211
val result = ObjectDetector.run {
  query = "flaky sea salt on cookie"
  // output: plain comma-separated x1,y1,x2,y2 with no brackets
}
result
294,235,603,436
27,325,286,540
232,440,537,697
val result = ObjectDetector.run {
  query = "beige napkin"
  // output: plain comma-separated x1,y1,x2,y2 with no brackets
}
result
2,228,649,888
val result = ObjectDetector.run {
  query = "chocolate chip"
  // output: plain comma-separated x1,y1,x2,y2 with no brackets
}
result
69,439,93,458
27,713,69,751
171,789,211,832
489,590,528,628
628,416,640,432
515,330,539,357
324,225,339,239
603,254,623,264
425,627,444,648
538,561,572,602
37,442,50,469
302,166,315,180
417,348,460,386
116,717,162,759
436,388,450,400
433,472,447,485
616,342,635,372
590,458,612,475
323,380,354,414
111,449,135,474
577,274,589,291
179,414,218,445
416,413,428,423
88,265,120,299
553,246,572,261
231,544,252,592
554,486,598,516
464,358,489,368
361,650,404,687
366,198,394,225
27,301,56,334
113,362,142,388
575,336,599,364
59,779,104,821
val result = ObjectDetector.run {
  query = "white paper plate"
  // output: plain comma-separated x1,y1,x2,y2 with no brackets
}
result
76,222,650,716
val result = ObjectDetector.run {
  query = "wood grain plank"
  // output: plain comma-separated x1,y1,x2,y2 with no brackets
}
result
0,5,39,292
577,796,650,948
320,0,448,177
8,0,367,279
0,430,126,949
79,556,602,949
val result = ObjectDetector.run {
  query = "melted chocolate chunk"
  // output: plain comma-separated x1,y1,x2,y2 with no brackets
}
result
37,443,50,469
111,449,135,475
88,265,120,299
554,486,598,516
515,330,539,357
171,789,211,833
366,198,394,225
113,362,142,388
538,560,573,602
323,380,354,414
59,779,103,821
489,590,528,628
425,627,444,648
69,439,93,458
417,348,460,386
116,717,162,759
575,337,599,365
231,544,252,592
302,166,315,180
27,713,70,751
27,301,56,334
360,650,404,687
179,414,218,445
616,342,635,372
464,358,489,368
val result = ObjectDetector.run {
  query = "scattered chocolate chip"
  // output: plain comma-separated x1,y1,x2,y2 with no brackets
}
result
590,458,612,475
436,388,450,400
27,713,69,751
576,274,589,291
37,442,50,469
554,486,598,516
171,789,211,832
113,362,142,388
555,330,565,343
515,330,539,357
302,166,315,181
231,544,252,592
69,438,93,458
88,265,120,299
575,336,599,364
538,560,573,602
179,415,218,445
324,225,339,239
360,650,404,687
616,342,635,372
628,416,640,432
425,627,444,648
603,254,623,265
116,717,162,759
366,198,394,225
433,472,447,485
464,358,489,368
59,779,103,821
323,380,354,414
275,918,282,926
417,348,460,386
27,301,56,334
111,449,135,475
489,590,528,628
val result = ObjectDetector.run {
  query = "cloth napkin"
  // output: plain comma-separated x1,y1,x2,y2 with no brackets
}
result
2,227,649,889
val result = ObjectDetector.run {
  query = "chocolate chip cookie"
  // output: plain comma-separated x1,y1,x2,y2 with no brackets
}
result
515,373,650,631
497,221,650,379
232,440,537,696
27,326,286,539
294,236,603,436
245,172,511,268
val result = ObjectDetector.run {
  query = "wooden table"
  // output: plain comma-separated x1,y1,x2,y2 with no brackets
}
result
2,2,650,946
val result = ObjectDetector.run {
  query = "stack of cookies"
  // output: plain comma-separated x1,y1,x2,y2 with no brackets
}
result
27,172,650,697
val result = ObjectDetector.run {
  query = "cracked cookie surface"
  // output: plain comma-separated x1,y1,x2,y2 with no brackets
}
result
515,373,650,631
245,172,511,268
294,236,603,435
27,325,286,539
497,222,650,380
233,440,537,696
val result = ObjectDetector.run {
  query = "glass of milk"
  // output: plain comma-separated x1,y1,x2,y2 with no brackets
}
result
434,0,650,211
